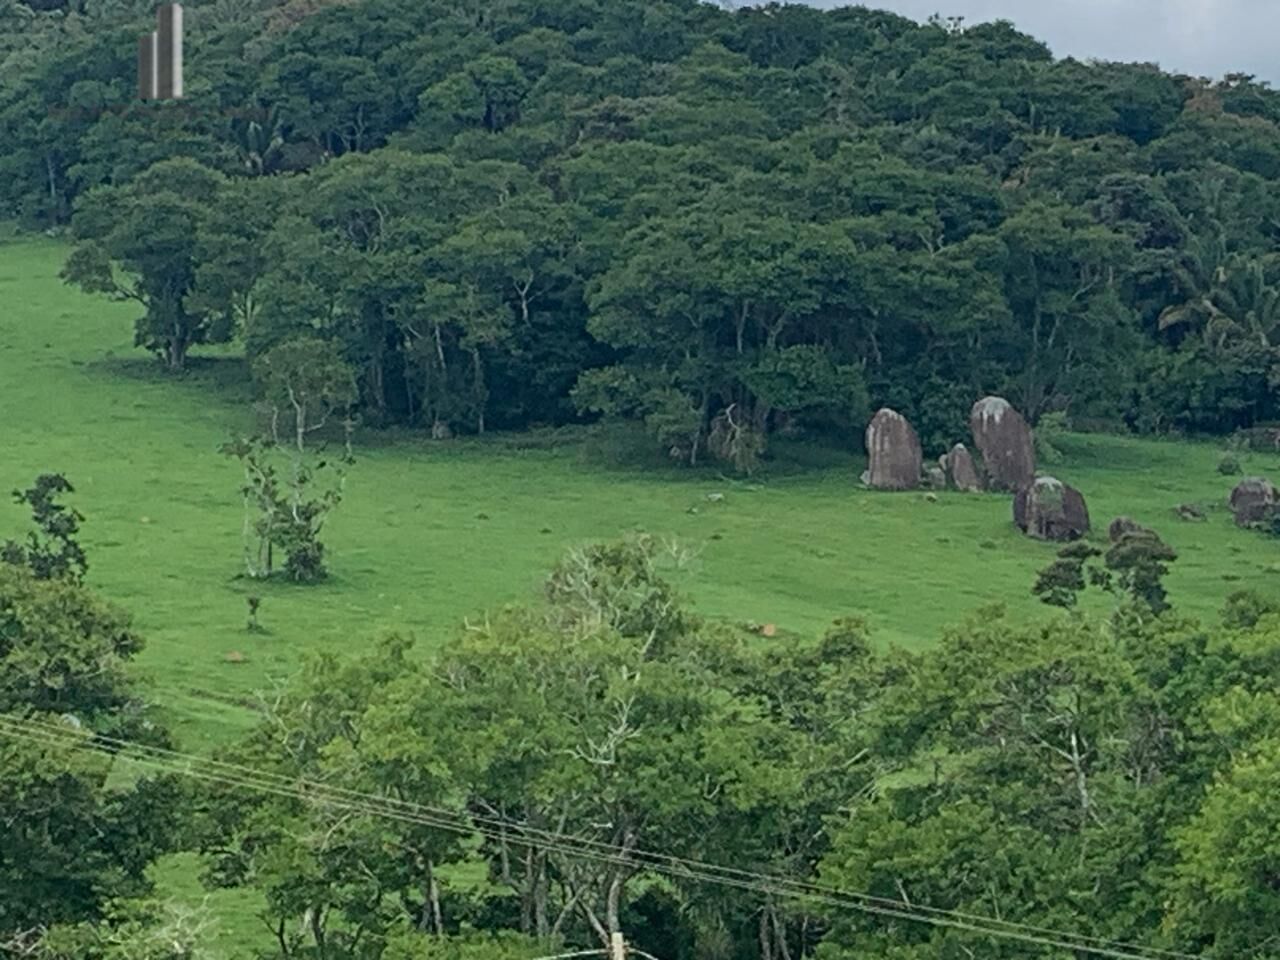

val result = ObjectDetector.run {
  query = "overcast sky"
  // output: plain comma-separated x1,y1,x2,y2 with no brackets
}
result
802,1,1278,83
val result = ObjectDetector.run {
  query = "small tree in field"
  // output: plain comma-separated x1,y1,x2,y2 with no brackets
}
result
1033,527,1179,615
1,473,88,583
1032,542,1100,609
60,159,230,370
220,435,349,584
223,336,357,583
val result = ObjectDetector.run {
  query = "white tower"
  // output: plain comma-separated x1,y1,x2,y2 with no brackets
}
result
157,3,183,100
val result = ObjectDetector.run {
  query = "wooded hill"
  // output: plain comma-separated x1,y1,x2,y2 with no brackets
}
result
6,0,1280,464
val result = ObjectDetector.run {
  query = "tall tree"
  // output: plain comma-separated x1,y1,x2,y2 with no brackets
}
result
60,158,230,370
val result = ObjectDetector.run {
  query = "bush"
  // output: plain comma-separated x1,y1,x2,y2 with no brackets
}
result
1034,412,1069,465
1217,451,1243,475
1222,589,1280,629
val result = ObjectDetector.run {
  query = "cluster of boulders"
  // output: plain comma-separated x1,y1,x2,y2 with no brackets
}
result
861,396,1090,542
861,397,1280,544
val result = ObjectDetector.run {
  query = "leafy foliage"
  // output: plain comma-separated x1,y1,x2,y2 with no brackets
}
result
176,537,1280,959
1,473,88,583
0,558,178,947
219,433,349,583
8,1,1280,462
1033,527,1179,614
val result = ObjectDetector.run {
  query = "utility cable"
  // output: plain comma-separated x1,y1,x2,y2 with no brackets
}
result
0,715,1196,960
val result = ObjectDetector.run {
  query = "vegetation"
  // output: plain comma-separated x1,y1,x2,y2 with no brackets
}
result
5,0,1280,467
4,234,1279,753
2,233,1280,957
1034,526,1180,613
7,518,1280,958
0,555,181,951
5,0,1280,956
1,472,89,582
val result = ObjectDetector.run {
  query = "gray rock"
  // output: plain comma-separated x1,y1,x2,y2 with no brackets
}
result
971,396,1036,493
947,443,983,493
925,465,947,490
864,408,923,491
1175,503,1206,522
1109,516,1151,543
1013,476,1091,542
1229,477,1278,527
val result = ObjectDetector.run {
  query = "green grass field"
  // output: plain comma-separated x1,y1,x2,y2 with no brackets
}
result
4,232,1280,754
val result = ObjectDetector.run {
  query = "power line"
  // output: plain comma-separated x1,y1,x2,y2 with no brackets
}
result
0,715,1197,960
0,714,1193,960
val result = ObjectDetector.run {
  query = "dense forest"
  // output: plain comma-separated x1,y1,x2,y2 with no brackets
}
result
5,0,1280,466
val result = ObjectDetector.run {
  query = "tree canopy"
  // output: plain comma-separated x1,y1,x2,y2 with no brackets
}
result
5,0,1280,462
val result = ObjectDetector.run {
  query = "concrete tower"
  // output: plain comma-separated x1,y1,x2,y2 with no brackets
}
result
156,3,183,99
137,31,157,100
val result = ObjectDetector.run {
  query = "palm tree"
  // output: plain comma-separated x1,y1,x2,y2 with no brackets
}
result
1161,246,1280,350
1212,255,1280,349
230,105,285,177
1156,231,1230,339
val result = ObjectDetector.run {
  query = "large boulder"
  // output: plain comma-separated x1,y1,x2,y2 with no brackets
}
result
970,396,1036,493
947,443,983,492
1014,476,1091,542
864,408,923,490
1229,477,1278,527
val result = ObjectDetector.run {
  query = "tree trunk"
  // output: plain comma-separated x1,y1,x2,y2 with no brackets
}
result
519,846,534,935
471,347,486,434
534,853,550,939
689,390,711,467
426,858,444,936
771,905,792,960
307,906,326,959
274,917,290,958
167,335,188,371
45,154,58,218
759,911,773,960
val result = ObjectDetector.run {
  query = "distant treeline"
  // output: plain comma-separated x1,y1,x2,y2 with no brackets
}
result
7,0,1280,463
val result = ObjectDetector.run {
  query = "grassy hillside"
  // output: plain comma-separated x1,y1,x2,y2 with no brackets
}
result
4,234,1280,750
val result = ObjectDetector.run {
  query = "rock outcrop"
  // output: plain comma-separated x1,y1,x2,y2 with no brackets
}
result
946,443,983,493
1014,476,1091,542
970,396,1035,493
1175,503,1206,522
1108,516,1151,543
864,408,923,491
1229,477,1278,527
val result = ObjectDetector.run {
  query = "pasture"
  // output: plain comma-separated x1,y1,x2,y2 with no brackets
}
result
3,234,1278,751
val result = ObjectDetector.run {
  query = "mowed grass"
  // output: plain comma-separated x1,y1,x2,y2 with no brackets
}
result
4,233,1280,753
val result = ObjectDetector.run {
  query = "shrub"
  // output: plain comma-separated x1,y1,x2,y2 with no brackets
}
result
1222,589,1280,629
1034,411,1069,465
